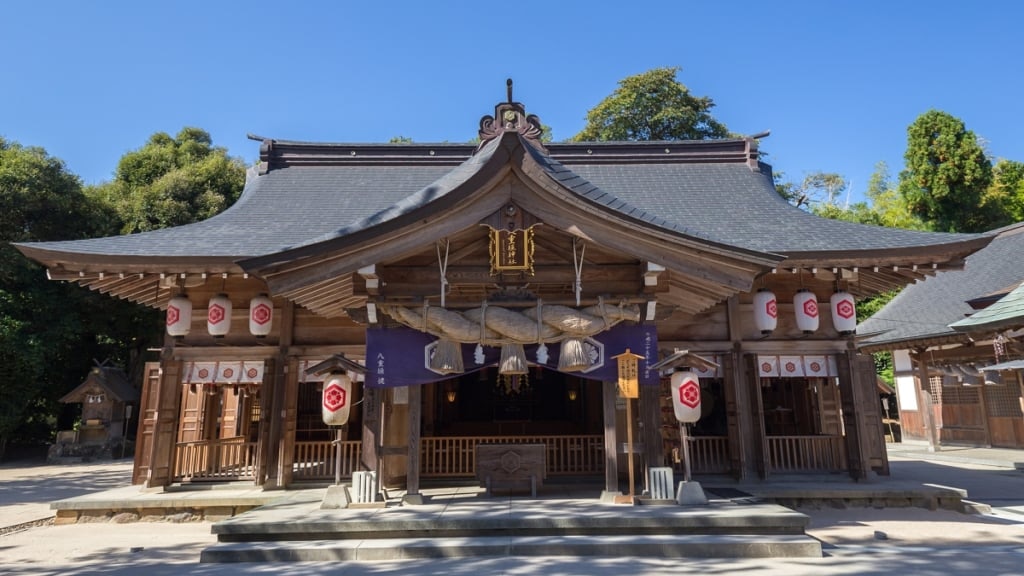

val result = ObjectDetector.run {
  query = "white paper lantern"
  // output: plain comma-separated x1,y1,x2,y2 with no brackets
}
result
166,295,192,337
207,293,232,337
670,371,702,423
322,373,353,426
793,289,819,333
248,294,274,337
829,290,857,335
752,289,778,335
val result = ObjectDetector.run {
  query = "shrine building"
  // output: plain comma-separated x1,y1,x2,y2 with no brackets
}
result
16,87,991,498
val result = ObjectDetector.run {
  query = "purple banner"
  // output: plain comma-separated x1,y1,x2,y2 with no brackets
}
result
365,323,658,388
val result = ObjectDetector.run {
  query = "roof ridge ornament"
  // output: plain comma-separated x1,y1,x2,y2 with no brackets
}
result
478,78,546,151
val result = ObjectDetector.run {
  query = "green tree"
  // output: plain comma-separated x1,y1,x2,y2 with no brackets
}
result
897,110,995,232
986,159,1024,222
778,171,847,210
860,162,927,230
0,138,157,458
573,67,729,142
91,128,246,234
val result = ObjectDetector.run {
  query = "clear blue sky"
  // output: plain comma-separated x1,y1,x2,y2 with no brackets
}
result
3,1,1021,205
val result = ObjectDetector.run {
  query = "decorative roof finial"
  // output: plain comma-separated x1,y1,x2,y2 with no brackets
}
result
477,79,546,152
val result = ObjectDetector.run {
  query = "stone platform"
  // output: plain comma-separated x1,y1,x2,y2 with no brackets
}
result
199,484,823,562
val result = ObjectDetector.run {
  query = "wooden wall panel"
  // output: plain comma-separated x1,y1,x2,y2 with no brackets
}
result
988,417,1024,448
132,363,161,485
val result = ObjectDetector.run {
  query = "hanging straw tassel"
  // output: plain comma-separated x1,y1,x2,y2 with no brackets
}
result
430,339,464,375
499,343,529,375
558,337,590,372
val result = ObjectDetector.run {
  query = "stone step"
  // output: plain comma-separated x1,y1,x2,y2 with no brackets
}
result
200,533,823,563
211,502,810,542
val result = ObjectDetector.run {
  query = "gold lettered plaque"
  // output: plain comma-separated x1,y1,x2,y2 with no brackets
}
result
613,348,644,399
487,224,536,275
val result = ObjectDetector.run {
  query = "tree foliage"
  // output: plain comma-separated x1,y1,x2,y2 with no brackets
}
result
573,67,729,142
0,138,159,458
776,171,847,210
91,128,246,234
984,159,1024,224
897,110,995,232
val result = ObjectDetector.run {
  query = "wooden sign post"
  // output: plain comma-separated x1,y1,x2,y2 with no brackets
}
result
612,348,643,505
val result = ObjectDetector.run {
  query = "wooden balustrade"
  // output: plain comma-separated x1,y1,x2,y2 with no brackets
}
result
173,437,257,482
420,435,604,477
766,435,845,473
172,433,845,484
687,435,730,474
292,440,362,481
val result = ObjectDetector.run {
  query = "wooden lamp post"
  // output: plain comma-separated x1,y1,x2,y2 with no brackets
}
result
612,348,643,505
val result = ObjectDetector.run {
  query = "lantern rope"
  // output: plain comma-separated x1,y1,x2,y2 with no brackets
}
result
437,239,450,308
572,238,586,306
535,299,549,363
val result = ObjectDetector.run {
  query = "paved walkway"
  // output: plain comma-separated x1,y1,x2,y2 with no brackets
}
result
1,445,1023,575
886,441,1024,470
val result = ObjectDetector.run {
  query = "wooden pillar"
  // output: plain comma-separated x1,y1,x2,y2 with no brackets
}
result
977,384,992,447
278,358,300,487
262,301,294,489
724,297,752,480
263,356,287,489
836,351,868,480
745,353,768,479
913,351,939,451
361,386,382,473
144,343,183,489
601,380,620,496
721,352,745,480
406,384,422,499
132,363,162,485
640,380,662,487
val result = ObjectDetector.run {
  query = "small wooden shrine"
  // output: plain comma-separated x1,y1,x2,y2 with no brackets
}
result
52,363,139,460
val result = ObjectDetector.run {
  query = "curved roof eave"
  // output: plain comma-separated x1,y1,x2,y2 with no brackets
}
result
236,134,512,273
519,138,784,267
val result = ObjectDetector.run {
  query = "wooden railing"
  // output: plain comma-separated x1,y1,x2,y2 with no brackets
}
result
292,440,362,481
766,435,845,473
421,435,604,477
173,437,257,482
687,435,731,474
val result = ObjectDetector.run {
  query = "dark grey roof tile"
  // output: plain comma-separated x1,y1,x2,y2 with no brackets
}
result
858,225,1024,346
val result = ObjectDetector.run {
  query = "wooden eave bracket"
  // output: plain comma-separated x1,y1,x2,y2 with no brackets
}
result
644,262,665,288
648,349,720,372
304,354,367,377
359,265,379,295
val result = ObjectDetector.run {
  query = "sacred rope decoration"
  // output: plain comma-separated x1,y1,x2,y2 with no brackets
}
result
379,300,640,346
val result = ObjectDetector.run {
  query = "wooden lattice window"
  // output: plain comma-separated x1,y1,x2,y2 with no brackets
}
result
940,385,979,405
930,376,943,404
985,378,1023,418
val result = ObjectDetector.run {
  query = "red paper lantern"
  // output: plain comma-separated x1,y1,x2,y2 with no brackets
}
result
670,371,702,423
207,293,232,337
753,289,778,335
793,289,819,333
322,373,353,426
166,295,192,337
248,294,273,337
830,290,857,335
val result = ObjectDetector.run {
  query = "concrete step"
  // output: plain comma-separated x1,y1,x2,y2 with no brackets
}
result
200,533,823,563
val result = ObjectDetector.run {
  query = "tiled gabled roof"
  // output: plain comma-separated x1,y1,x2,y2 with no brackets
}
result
857,223,1024,351
17,134,987,273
